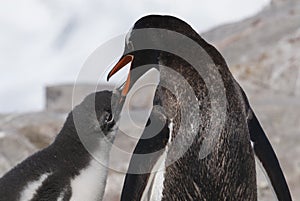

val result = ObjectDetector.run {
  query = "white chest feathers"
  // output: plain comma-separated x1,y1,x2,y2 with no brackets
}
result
69,159,108,201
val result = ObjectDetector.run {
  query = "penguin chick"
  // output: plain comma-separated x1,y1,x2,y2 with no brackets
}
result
0,90,122,201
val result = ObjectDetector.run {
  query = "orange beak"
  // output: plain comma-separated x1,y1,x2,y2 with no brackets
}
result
107,55,134,96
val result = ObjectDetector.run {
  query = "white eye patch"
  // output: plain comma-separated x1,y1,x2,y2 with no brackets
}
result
125,26,133,45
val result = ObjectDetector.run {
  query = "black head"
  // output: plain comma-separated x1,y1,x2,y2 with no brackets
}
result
124,15,198,55
93,91,117,133
107,15,200,96
132,15,197,36
71,90,123,140
54,90,124,154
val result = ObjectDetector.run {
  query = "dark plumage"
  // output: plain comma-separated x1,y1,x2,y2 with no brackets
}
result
0,90,122,201
108,15,292,201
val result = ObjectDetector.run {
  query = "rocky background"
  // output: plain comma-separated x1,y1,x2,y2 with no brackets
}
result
1,0,299,200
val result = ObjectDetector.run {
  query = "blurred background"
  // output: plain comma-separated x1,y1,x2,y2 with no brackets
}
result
0,0,299,200
0,0,270,113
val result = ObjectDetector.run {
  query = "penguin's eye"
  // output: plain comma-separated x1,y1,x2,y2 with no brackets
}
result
127,41,134,51
101,112,115,132
105,113,114,124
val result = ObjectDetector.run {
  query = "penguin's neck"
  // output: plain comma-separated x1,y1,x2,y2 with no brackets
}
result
52,112,109,170
69,156,110,201
54,115,88,156
53,113,113,201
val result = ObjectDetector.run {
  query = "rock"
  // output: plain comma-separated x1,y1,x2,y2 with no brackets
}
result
0,112,65,176
0,133,36,177
202,0,300,95
46,83,114,113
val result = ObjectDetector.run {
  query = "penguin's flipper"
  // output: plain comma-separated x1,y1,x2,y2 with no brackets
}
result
248,110,292,201
121,110,170,201
30,173,72,201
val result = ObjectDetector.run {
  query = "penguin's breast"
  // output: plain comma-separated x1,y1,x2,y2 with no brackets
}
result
69,159,108,201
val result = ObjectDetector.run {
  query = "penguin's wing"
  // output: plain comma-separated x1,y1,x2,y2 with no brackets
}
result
30,173,72,201
248,110,292,201
121,110,170,201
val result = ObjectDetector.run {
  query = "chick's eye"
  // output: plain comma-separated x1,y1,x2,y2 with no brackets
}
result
105,113,113,124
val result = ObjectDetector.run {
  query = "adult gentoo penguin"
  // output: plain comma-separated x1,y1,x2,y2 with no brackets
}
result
107,15,292,200
0,91,122,201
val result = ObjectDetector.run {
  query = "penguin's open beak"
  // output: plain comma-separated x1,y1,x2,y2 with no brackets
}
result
107,54,134,96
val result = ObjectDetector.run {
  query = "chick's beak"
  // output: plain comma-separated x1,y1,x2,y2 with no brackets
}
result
107,55,134,96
